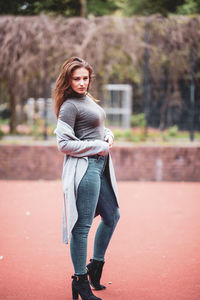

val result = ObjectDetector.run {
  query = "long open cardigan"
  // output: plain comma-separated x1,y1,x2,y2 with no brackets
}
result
54,119,119,244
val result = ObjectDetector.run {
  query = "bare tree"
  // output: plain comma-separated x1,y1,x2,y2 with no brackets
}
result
0,15,90,132
80,0,87,18
0,15,200,132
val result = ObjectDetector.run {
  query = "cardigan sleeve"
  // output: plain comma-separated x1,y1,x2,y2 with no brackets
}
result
57,138,109,157
55,119,109,157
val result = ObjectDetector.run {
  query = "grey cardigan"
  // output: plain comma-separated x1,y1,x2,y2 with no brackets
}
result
54,119,119,244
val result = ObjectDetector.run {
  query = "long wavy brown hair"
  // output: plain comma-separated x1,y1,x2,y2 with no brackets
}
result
53,56,96,118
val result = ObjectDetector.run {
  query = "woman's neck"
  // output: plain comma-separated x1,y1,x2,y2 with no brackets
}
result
68,90,86,99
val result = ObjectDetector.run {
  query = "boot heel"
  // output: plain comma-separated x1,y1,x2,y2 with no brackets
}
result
71,273,102,300
72,285,79,299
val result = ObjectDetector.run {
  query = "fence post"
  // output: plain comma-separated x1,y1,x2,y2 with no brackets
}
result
144,18,151,135
189,44,195,141
43,76,49,141
43,98,48,140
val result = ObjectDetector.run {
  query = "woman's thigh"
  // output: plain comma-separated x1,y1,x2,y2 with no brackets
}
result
96,173,119,227
76,158,104,225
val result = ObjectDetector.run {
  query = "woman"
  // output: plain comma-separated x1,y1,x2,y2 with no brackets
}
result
53,57,120,300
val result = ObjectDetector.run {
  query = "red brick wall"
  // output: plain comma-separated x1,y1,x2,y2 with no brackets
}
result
111,146,200,181
0,145,200,181
0,145,63,180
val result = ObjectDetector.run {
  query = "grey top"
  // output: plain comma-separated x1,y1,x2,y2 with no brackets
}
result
59,94,106,141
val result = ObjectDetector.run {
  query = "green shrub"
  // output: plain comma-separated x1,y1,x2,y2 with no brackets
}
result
0,118,9,125
161,132,169,142
123,130,132,140
130,113,146,128
131,135,139,142
0,127,4,139
138,131,147,141
113,130,124,140
168,125,179,137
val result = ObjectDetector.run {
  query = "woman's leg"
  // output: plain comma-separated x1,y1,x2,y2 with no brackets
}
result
93,173,120,261
70,158,104,275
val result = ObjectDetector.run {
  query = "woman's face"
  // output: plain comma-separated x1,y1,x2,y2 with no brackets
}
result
70,67,90,95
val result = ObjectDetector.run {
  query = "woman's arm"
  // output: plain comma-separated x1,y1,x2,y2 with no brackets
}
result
57,138,109,157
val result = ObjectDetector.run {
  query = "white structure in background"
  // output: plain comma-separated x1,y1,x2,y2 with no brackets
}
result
26,97,56,125
26,98,35,125
103,84,132,128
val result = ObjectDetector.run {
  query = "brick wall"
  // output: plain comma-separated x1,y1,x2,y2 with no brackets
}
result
0,145,62,180
0,145,200,181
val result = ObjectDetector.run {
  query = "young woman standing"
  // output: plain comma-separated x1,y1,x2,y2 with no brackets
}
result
53,57,120,300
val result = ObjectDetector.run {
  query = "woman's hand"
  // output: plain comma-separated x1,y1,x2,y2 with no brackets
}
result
105,135,114,149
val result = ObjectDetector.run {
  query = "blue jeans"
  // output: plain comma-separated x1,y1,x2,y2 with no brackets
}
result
70,155,120,275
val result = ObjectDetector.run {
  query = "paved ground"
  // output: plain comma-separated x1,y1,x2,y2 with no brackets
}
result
0,180,200,300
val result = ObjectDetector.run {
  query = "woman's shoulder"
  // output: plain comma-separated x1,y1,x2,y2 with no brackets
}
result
61,99,78,110
59,100,79,119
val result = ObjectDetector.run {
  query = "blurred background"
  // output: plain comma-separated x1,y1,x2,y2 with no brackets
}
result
0,0,200,145
1,2,200,300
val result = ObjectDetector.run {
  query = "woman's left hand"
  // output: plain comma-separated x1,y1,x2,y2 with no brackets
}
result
105,135,114,148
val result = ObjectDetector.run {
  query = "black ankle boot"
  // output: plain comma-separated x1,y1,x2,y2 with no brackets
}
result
86,259,106,290
71,274,102,300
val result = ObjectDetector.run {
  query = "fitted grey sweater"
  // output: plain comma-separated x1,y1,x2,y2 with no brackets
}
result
59,94,106,141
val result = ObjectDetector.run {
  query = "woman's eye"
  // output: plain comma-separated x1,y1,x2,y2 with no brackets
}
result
72,77,88,81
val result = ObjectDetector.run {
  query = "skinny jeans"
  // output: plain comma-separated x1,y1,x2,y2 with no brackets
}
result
70,155,120,275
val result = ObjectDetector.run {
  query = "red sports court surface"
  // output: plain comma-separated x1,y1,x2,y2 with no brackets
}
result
0,180,200,300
